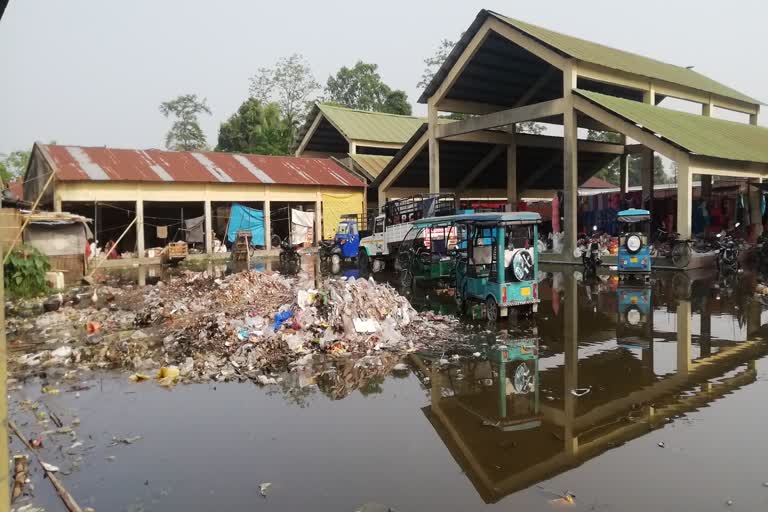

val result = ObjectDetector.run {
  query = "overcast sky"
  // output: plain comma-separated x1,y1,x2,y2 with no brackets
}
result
1,0,766,156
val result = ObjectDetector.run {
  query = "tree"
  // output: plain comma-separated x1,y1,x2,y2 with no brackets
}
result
587,130,622,185
216,98,292,155
0,149,31,184
159,94,212,151
249,54,320,131
324,61,412,115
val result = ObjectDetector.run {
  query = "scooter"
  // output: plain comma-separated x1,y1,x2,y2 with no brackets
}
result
716,222,741,273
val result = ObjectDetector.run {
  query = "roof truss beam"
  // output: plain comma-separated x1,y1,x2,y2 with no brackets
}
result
295,111,323,156
437,98,565,139
457,145,505,191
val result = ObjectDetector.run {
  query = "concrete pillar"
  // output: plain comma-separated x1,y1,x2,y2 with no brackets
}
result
204,199,212,255
676,300,692,376
136,199,145,258
643,83,656,105
506,138,517,210
749,178,763,242
563,271,579,455
349,141,357,155
677,161,692,239
563,107,579,253
428,99,440,194
619,153,629,207
750,112,759,126
263,199,271,249
53,194,62,213
315,195,322,243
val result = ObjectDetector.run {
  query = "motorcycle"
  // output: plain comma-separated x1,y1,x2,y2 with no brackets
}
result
575,226,602,276
279,239,301,267
716,222,741,273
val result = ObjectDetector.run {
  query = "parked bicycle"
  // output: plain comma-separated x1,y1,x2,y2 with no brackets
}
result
650,227,691,268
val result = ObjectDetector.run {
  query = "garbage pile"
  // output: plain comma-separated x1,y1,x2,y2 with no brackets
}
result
8,269,462,385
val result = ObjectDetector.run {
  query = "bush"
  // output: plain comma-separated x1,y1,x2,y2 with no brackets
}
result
4,245,51,297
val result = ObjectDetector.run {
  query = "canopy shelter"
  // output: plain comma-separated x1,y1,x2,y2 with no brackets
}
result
414,8,765,259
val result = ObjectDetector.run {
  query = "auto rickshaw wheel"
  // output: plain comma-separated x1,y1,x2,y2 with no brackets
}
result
455,284,467,315
671,242,691,268
486,296,499,322
358,250,369,271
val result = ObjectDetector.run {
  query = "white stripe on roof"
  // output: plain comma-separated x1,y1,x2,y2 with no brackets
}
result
138,151,174,181
284,161,319,184
233,154,275,183
65,146,110,180
191,153,233,182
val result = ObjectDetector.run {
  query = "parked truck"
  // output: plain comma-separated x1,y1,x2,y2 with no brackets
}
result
358,194,455,272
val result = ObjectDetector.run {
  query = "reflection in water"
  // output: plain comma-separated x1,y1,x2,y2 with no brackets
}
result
420,270,767,504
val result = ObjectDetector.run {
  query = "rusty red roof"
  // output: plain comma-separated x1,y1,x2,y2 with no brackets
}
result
38,144,365,188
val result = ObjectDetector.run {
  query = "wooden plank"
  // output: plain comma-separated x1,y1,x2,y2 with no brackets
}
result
436,98,508,115
436,98,565,139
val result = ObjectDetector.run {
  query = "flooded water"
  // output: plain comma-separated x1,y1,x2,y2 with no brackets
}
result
9,262,768,511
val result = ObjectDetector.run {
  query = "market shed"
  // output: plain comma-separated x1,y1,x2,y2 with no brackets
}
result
416,9,766,259
23,144,365,257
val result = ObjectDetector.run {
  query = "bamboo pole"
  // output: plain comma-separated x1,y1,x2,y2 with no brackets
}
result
9,421,83,512
3,169,56,264
0,250,8,510
84,217,137,280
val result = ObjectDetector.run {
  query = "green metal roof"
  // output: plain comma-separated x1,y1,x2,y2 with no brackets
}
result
489,12,761,106
576,90,768,164
317,103,426,144
348,154,393,181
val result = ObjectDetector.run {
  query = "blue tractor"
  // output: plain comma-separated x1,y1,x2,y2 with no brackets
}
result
319,214,369,266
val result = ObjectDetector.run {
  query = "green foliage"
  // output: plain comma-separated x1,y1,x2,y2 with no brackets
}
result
325,61,412,115
0,149,31,183
216,98,292,155
4,245,51,298
587,129,672,186
250,54,320,131
418,38,457,90
159,94,212,151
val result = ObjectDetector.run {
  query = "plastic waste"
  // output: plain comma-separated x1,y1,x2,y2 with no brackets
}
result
272,310,294,332
41,462,60,473
86,321,101,334
129,373,151,382
259,482,272,497
156,366,180,387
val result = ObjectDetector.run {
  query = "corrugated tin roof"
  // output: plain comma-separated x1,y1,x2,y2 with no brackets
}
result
582,176,615,189
419,9,761,106
39,144,365,187
575,90,768,164
348,154,393,181
316,104,426,144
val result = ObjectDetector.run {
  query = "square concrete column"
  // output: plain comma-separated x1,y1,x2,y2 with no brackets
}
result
619,153,629,207
676,300,692,376
563,272,579,456
748,178,763,242
428,100,440,194
263,199,271,249
677,161,692,239
204,199,212,255
563,106,579,253
54,194,62,213
506,139,517,210
315,196,322,243
136,199,145,258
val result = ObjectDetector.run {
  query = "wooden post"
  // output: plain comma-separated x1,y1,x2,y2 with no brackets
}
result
506,134,517,210
203,199,212,255
136,199,145,258
563,62,579,255
3,169,56,264
428,99,440,194
0,249,8,510
677,160,692,239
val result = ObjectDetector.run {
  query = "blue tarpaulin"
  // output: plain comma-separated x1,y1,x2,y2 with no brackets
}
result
227,203,265,246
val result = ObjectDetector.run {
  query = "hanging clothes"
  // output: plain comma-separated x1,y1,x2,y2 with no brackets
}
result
156,225,168,239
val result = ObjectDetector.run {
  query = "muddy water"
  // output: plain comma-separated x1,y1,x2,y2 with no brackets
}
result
9,264,768,511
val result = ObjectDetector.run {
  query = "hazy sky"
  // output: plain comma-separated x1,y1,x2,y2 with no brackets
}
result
1,0,766,155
